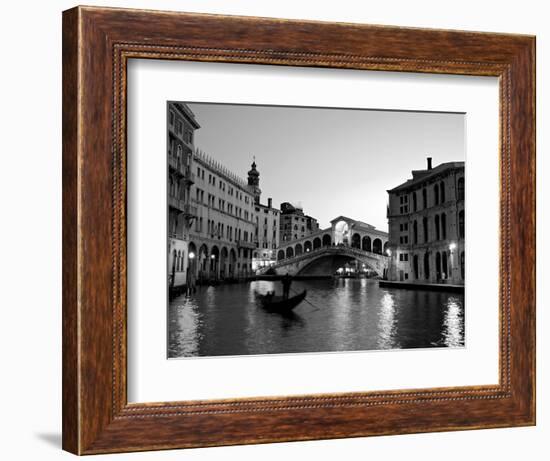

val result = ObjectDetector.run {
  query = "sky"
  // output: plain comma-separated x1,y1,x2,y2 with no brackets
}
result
186,102,465,231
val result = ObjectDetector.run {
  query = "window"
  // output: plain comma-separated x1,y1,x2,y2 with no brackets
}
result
458,177,465,200
434,184,439,205
413,220,418,244
413,192,417,211
423,217,428,243
459,210,465,238
440,181,445,203
435,215,440,240
422,188,427,209
424,252,430,279
460,251,465,279
441,213,447,239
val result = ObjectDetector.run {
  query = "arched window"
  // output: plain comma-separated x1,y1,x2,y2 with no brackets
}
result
373,238,382,254
440,181,445,203
435,252,442,280
460,251,465,279
434,184,439,206
362,236,371,252
435,215,440,240
412,191,417,212
322,234,331,247
277,250,285,261
423,217,428,243
413,220,418,244
424,252,430,280
295,244,303,256
177,250,181,271
458,177,465,200
441,213,447,239
459,210,465,238
294,224,298,230
286,247,294,258
351,233,361,249
442,251,448,279
313,238,321,250
413,254,419,279
422,188,427,209
171,249,177,275
169,176,175,196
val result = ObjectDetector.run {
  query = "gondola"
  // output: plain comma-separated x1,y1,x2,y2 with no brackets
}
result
255,290,307,313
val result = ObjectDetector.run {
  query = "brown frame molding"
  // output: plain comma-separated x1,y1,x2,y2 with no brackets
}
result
62,6,535,455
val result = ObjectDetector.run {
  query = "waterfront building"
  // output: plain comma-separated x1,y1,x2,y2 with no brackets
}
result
386,157,465,285
279,202,320,244
245,160,281,270
253,197,280,271
188,150,257,282
167,103,200,288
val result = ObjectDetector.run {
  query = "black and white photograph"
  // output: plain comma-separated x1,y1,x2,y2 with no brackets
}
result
167,102,465,358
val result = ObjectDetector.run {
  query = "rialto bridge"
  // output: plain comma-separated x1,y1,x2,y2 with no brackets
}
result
264,216,389,277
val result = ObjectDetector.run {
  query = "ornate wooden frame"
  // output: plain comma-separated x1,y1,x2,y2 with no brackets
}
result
62,6,536,455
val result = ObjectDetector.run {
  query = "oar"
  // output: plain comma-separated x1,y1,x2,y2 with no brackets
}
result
289,287,320,312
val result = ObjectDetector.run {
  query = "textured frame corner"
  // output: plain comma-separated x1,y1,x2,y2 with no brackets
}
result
62,6,535,455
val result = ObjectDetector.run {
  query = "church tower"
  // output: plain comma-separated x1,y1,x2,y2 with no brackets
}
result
247,159,262,204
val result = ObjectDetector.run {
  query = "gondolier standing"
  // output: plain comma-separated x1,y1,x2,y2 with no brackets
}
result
281,273,292,300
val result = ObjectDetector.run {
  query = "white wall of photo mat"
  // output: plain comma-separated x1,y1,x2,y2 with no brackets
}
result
128,59,499,403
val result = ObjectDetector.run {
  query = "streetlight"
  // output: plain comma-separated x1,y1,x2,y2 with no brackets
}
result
386,248,392,256
448,243,456,281
188,252,195,260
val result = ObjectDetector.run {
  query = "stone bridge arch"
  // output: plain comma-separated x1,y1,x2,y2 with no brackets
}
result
268,246,388,278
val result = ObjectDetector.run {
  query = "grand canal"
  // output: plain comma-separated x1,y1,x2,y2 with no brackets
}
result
168,278,464,358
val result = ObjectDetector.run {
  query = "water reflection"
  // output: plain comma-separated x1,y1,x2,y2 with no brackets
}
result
168,279,465,358
442,297,464,347
377,292,398,350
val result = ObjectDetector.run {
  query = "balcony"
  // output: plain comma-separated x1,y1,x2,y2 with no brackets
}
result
182,204,198,219
183,169,195,185
168,195,185,211
168,156,185,176
236,239,256,250
168,157,195,184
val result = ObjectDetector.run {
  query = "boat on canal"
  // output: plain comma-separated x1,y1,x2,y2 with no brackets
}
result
255,290,307,313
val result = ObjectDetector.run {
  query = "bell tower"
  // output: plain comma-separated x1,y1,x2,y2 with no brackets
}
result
247,157,262,204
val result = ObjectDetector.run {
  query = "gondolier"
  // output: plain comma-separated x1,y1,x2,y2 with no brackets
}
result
281,273,292,300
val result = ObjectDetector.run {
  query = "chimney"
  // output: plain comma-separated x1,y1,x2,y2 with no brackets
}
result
268,197,272,208
427,157,433,170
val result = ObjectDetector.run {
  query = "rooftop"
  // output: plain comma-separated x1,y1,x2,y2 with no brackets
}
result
388,160,464,193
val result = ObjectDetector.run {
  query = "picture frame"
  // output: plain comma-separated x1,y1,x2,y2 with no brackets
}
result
62,5,535,455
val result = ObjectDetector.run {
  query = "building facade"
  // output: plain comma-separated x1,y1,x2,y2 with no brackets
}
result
279,202,320,244
187,150,257,282
386,158,465,285
167,103,200,288
253,197,280,270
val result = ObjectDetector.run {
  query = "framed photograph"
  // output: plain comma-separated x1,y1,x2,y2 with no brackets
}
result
62,6,535,454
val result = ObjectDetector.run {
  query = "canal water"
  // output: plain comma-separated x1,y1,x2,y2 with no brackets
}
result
168,278,464,358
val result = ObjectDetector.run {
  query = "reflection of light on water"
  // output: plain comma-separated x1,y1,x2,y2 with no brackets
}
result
170,297,201,357
443,297,464,347
377,292,397,349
